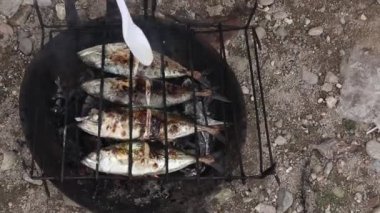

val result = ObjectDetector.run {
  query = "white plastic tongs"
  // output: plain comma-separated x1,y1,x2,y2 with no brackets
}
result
115,0,153,66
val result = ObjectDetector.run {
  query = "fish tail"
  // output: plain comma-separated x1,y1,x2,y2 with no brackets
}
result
199,125,225,142
75,116,89,122
199,151,224,174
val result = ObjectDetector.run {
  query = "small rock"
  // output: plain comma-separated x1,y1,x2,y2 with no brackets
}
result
22,172,43,185
317,98,324,104
372,160,380,173
274,26,288,39
243,197,253,203
332,187,345,198
378,0,380,4
0,0,23,17
308,26,323,36
324,162,333,177
277,188,293,213
305,18,310,26
360,14,367,21
339,17,346,25
310,173,317,180
273,11,287,20
0,23,14,47
302,70,318,85
354,193,363,203
366,140,380,160
255,203,276,213
241,85,250,95
213,188,234,204
321,83,333,92
275,119,283,128
311,139,337,159
18,37,33,55
0,151,18,171
275,136,287,145
325,96,337,108
255,26,267,40
206,5,223,16
265,14,271,20
284,18,293,25
258,0,274,6
8,5,32,26
336,83,342,89
326,35,331,43
339,49,345,56
55,3,66,20
325,72,339,83
325,205,331,213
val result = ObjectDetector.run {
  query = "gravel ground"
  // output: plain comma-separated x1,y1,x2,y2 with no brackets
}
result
1,0,380,212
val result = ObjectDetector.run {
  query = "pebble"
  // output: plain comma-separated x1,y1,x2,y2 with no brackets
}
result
311,139,337,159
372,160,380,173
8,5,32,26
302,70,318,85
258,0,274,6
18,37,33,55
321,83,333,92
317,98,324,104
325,205,331,213
274,26,288,39
284,18,293,25
255,26,267,40
277,188,294,213
366,140,380,160
0,0,23,17
325,96,337,108
275,135,287,145
340,17,346,25
241,85,250,95
274,11,287,20
336,83,342,89
354,193,363,203
326,35,331,43
0,23,14,46
332,187,345,198
206,5,223,16
255,203,276,213
22,172,43,185
0,151,17,171
55,3,66,20
339,49,345,56
275,119,283,128
360,14,367,21
305,18,310,26
325,72,339,83
378,0,380,4
308,26,323,36
212,188,234,204
265,14,272,20
324,162,333,177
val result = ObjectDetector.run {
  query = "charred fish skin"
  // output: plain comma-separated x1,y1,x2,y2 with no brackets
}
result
78,43,201,79
81,142,197,176
78,43,139,76
81,77,193,108
76,108,223,141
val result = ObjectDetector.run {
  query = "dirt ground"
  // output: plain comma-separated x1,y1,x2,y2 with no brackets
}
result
1,0,380,212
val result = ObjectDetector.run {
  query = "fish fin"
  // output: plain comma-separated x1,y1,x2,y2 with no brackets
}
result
199,151,225,174
199,125,225,143
75,116,88,122
195,89,212,97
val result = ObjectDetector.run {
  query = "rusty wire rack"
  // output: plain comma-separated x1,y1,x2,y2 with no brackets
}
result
28,0,277,184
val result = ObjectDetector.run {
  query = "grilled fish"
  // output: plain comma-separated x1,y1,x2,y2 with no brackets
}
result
81,142,215,176
81,77,214,108
78,43,202,80
76,108,224,142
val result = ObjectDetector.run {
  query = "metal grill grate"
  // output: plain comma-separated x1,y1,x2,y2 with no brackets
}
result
28,0,277,184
